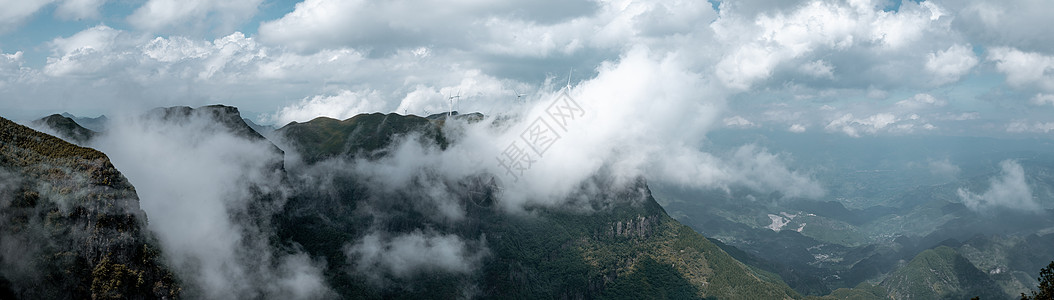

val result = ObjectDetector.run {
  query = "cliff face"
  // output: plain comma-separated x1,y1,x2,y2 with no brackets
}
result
608,214,661,239
0,116,178,299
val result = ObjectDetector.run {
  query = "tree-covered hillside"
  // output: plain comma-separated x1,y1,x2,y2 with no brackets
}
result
272,113,801,299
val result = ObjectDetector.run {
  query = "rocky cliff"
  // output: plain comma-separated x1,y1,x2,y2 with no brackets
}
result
0,116,178,299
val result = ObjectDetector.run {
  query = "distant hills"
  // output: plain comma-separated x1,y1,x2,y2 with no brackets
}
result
881,246,1003,299
32,113,96,144
60,112,107,132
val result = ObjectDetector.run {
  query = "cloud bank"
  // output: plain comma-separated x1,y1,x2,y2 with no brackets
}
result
957,160,1040,213
91,109,332,299
346,230,488,280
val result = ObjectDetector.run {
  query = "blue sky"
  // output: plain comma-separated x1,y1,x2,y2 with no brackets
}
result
0,0,1052,138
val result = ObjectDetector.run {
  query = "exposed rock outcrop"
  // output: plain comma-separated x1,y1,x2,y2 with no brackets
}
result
0,116,179,299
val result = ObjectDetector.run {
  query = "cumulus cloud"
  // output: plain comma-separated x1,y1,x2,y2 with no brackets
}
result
91,108,331,299
0,51,28,85
43,25,125,77
788,123,806,133
652,144,824,199
0,0,1040,139
270,90,386,126
950,0,1054,52
988,47,1054,91
925,44,978,84
711,0,957,90
957,160,1040,213
825,113,896,137
824,111,937,137
257,0,603,53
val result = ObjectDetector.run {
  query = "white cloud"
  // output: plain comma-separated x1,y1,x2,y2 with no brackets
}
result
822,110,938,137
788,123,806,133
799,59,834,78
723,115,757,128
43,25,125,77
711,0,956,90
1031,93,1054,106
925,44,978,84
257,0,610,54
988,47,1054,91
0,51,29,85
653,144,824,199
270,90,386,126
346,231,487,279
93,109,332,299
896,93,947,110
0,0,53,33
934,112,980,121
951,0,1054,52
0,0,113,31
957,160,1040,212
54,0,106,20
128,0,262,34
825,112,897,137
1007,120,1054,133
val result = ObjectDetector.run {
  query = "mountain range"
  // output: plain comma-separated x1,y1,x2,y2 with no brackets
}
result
3,106,802,299
6,105,1052,299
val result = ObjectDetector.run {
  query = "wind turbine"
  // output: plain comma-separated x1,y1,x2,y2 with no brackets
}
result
448,88,461,118
515,90,526,103
567,68,573,90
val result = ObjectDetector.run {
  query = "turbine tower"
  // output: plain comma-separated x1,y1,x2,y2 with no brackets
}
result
567,68,573,90
448,88,461,119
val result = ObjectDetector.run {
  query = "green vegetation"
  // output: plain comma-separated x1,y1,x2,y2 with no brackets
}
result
276,112,447,163
600,256,699,300
279,177,801,299
1021,261,1054,300
0,116,105,163
275,113,801,299
91,256,146,299
880,246,1002,300
0,116,179,299
805,283,887,300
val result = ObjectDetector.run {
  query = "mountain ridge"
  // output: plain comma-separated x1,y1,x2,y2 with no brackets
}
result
273,112,802,299
0,116,179,299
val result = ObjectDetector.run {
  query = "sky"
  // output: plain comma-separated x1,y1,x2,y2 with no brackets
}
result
0,0,1053,138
